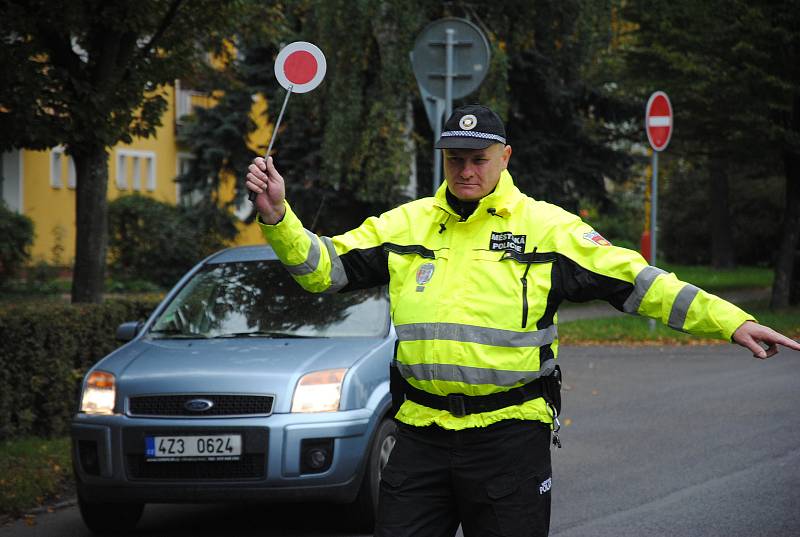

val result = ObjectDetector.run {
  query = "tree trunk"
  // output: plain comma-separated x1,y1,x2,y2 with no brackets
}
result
71,147,110,304
709,159,736,269
771,93,800,309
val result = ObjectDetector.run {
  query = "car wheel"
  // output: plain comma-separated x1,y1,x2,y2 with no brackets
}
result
78,495,144,534
346,417,397,532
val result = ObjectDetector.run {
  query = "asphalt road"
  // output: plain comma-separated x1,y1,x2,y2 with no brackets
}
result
2,344,798,537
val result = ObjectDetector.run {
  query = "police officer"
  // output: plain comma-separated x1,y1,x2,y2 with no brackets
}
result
246,104,800,537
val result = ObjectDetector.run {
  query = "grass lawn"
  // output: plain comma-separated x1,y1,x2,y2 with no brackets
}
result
560,304,800,345
0,437,72,518
658,263,773,291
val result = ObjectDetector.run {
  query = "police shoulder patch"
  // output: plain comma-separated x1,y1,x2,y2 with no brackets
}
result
582,230,611,246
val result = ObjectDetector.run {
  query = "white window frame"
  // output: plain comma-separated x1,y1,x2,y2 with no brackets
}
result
50,147,64,188
175,152,205,206
116,152,128,190
146,157,156,191
132,156,141,191
175,79,205,123
67,158,76,189
116,149,156,192
1,149,24,213
51,146,77,190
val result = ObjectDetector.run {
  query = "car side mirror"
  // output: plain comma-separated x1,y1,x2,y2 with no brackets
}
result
116,321,143,342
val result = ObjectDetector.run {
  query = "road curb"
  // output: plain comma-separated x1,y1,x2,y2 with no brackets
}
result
25,497,78,515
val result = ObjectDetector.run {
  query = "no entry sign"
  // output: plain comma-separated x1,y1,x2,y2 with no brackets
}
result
645,91,673,152
274,41,327,93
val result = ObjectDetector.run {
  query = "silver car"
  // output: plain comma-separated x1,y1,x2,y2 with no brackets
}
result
71,245,397,533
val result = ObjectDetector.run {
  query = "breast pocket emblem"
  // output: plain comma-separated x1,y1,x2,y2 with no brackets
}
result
416,262,435,292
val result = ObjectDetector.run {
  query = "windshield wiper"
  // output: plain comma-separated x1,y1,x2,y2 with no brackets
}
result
148,328,208,339
212,331,314,339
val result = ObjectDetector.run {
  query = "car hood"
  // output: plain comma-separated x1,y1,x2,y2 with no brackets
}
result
107,337,385,411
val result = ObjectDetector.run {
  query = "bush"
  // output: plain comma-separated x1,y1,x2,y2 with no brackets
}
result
108,194,238,288
581,197,644,252
0,297,161,440
0,203,34,287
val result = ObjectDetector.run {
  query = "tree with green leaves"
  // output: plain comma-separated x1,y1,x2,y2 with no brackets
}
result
179,0,429,235
180,0,636,235
0,0,263,303
623,0,800,307
474,0,638,212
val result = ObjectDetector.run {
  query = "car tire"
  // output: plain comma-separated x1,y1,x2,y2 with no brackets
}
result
78,495,144,534
346,417,397,532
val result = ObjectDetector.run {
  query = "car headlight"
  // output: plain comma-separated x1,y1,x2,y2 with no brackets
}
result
291,368,347,413
80,371,116,415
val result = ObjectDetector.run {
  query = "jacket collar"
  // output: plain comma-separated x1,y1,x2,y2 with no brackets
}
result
434,170,523,220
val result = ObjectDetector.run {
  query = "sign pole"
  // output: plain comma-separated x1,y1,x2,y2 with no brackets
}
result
649,150,658,332
436,28,456,192
650,150,658,268
444,28,455,124
432,98,445,192
410,18,491,195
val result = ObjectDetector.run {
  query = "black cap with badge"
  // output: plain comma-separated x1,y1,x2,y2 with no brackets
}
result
434,104,507,149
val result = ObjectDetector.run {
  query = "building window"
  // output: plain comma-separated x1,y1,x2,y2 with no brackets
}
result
49,146,77,190
146,157,156,191
132,157,141,191
116,150,156,192
175,79,205,124
1,149,23,213
176,153,204,206
116,152,128,189
51,148,63,188
67,158,76,189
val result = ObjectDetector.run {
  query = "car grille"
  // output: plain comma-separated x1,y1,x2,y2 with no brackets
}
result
126,454,266,480
128,394,274,417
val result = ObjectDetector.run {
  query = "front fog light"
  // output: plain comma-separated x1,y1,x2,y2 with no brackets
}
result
291,369,346,413
80,371,116,415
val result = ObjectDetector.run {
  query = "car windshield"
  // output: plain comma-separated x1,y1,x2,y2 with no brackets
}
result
149,260,390,339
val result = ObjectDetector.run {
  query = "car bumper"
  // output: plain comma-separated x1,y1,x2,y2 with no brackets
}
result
72,408,377,504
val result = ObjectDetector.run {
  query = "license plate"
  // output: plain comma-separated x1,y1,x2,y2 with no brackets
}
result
145,435,242,461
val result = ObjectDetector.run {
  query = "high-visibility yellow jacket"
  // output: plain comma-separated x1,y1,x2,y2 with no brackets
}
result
260,171,753,430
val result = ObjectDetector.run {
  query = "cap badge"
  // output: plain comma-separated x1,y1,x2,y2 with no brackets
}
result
459,114,477,131
416,262,435,292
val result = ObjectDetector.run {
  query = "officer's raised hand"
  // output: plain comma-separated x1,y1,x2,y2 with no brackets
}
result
246,156,286,224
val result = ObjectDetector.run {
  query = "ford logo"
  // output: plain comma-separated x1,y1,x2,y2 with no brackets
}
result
184,399,214,412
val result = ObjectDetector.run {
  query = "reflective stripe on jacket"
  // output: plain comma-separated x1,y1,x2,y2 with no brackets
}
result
260,171,753,430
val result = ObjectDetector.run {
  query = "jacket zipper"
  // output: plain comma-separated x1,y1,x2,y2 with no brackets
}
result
521,261,532,328
520,247,537,328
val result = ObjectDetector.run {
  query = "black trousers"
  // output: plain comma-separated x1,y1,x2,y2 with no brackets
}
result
375,419,552,537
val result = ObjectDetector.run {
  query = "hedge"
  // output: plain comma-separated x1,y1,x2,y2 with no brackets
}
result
0,297,162,440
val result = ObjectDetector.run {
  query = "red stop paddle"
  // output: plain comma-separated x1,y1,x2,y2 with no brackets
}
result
249,42,327,202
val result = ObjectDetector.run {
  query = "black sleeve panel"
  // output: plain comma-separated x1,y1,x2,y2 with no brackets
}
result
555,253,634,311
338,245,390,292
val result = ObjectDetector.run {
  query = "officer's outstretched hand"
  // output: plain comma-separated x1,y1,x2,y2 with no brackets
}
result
246,156,286,224
732,320,800,359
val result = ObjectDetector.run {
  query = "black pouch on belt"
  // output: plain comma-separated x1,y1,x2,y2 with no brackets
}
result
541,365,562,417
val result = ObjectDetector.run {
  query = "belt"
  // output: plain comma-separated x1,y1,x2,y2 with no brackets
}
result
391,364,561,418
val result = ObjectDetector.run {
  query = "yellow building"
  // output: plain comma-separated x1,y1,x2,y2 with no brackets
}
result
0,81,267,266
